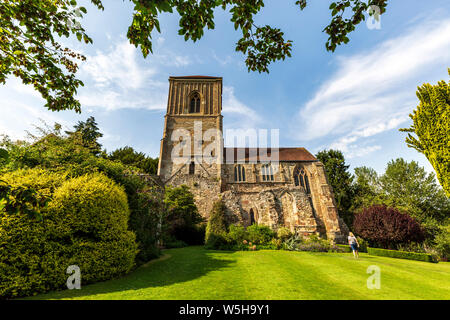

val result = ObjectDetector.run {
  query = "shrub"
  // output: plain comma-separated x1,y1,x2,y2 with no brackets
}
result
204,233,230,250
205,200,228,245
353,205,425,249
1,130,164,265
356,237,368,253
283,234,345,253
367,247,437,263
434,224,450,260
226,224,248,244
164,185,204,245
164,239,188,248
276,227,292,241
247,224,275,245
0,170,137,298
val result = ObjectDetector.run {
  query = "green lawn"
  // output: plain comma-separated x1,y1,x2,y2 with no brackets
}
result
30,246,450,300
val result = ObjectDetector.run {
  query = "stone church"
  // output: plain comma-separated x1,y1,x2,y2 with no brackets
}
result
157,76,348,242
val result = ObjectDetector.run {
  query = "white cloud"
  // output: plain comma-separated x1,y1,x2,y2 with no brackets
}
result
77,40,174,111
82,41,154,90
222,86,262,128
295,18,450,158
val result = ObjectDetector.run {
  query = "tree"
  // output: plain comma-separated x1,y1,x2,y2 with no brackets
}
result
400,69,450,197
205,200,228,244
109,146,159,175
353,205,425,249
352,166,382,212
351,159,450,242
164,185,204,239
1,0,388,112
316,149,355,227
66,116,103,155
380,158,449,226
0,120,165,264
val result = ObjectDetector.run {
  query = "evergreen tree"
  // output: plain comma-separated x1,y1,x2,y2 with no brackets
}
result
66,116,103,156
205,200,228,244
316,149,355,227
109,146,159,175
400,69,450,196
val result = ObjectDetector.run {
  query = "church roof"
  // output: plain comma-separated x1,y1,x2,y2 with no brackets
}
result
223,147,317,162
169,75,222,79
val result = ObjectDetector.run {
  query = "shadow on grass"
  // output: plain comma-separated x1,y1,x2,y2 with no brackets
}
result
29,246,235,300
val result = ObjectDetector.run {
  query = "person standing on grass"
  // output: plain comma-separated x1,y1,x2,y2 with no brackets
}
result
348,232,360,258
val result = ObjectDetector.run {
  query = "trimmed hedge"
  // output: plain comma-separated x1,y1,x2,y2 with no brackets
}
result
367,247,437,263
0,170,137,298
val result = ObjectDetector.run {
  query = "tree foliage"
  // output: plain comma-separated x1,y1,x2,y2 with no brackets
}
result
0,169,137,298
400,69,450,196
109,146,158,175
163,185,204,240
316,149,354,227
353,205,425,249
1,0,388,112
352,158,450,248
205,199,228,244
354,159,450,226
65,116,103,156
0,120,165,264
0,0,103,112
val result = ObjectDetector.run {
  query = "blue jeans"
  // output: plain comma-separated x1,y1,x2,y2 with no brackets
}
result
350,243,358,251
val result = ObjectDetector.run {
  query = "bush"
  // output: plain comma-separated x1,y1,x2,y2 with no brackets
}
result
0,170,137,298
247,224,275,245
204,233,230,250
434,224,450,260
353,205,425,249
70,158,163,264
205,200,228,246
226,224,248,244
164,239,188,248
367,247,437,263
356,237,368,253
164,185,204,245
1,130,163,265
276,227,292,241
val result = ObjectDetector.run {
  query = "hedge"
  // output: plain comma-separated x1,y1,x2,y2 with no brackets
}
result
0,170,137,298
367,247,437,263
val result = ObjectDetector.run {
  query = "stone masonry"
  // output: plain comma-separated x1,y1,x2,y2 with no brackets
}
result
157,76,348,243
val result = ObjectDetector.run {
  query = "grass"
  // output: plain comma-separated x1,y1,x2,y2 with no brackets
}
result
29,246,450,300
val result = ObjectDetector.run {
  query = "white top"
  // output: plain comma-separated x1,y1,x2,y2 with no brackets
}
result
348,236,357,244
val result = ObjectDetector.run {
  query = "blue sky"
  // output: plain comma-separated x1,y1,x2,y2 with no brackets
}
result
1,0,449,175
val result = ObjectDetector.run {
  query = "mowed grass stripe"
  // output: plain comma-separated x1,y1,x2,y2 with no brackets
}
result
27,246,450,300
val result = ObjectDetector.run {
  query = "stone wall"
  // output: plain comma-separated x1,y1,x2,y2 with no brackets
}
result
157,76,349,243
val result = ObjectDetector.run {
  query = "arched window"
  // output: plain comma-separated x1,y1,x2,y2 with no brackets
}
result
249,209,255,225
189,92,201,113
189,161,195,175
234,164,246,182
294,167,310,193
261,164,274,181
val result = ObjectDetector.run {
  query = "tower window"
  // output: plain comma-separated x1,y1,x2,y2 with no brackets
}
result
189,92,201,113
234,164,246,182
261,164,274,181
294,167,310,193
189,161,195,175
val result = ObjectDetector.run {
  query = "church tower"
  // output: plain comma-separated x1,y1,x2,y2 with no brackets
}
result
158,76,224,184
